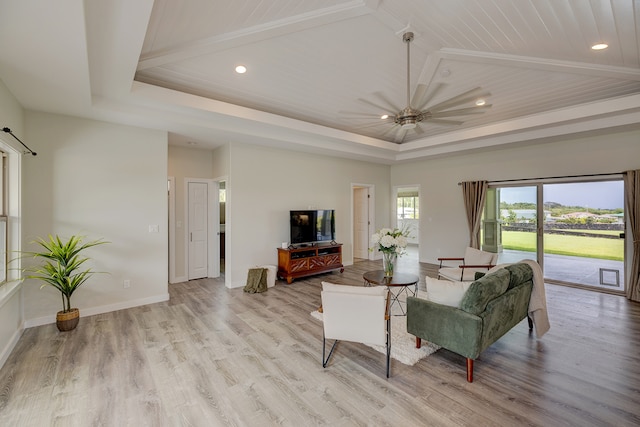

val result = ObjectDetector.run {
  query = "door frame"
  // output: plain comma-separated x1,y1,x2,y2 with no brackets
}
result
214,175,227,283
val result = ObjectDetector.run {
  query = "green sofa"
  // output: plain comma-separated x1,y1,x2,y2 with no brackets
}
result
407,263,534,382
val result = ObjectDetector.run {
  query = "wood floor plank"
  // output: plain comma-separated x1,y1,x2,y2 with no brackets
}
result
1,258,640,426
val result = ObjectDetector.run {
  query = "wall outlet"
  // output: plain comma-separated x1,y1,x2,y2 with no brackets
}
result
148,224,160,233
123,279,131,288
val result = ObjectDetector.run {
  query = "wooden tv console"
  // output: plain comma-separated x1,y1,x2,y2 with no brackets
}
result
277,243,343,284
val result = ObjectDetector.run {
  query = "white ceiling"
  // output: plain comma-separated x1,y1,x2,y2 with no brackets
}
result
1,0,639,163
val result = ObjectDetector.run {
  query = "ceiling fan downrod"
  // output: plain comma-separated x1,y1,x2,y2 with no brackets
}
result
398,32,419,129
404,32,414,108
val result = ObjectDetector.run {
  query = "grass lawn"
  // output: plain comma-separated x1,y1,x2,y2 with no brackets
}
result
502,230,624,261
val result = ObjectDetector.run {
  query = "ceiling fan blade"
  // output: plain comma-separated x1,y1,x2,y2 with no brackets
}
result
372,92,402,112
413,123,425,135
357,97,395,114
429,104,492,118
394,127,408,143
428,87,490,113
415,82,447,110
339,111,389,120
411,84,428,108
382,123,400,138
426,118,464,125
353,120,396,131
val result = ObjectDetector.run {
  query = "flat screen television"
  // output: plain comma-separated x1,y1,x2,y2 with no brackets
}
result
290,210,335,245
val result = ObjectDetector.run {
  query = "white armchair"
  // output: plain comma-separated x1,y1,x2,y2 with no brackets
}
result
320,282,391,377
437,247,498,281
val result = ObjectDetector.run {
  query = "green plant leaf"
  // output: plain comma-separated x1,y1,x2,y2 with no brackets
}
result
19,234,108,312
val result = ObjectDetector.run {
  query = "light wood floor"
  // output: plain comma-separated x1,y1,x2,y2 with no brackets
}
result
1,258,639,426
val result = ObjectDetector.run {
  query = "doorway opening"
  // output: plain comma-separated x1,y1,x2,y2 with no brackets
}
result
352,184,374,262
219,180,226,276
186,178,220,281
396,186,420,263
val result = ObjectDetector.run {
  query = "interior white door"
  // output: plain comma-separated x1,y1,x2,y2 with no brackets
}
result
353,187,369,259
188,181,208,280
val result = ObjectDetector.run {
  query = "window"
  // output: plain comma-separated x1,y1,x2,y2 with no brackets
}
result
397,191,419,219
0,141,22,288
0,152,6,283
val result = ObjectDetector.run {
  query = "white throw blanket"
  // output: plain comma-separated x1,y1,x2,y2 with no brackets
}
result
521,259,550,338
486,259,550,338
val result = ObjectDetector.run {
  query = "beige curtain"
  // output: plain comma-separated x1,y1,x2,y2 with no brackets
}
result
624,170,640,302
461,181,488,249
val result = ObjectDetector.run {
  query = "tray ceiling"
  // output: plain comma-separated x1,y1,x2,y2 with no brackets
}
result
135,0,640,150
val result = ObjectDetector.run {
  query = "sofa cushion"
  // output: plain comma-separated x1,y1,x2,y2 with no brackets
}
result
464,247,495,265
505,263,533,290
459,268,510,315
423,277,472,307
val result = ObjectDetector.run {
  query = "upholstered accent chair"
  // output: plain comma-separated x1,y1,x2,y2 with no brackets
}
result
438,246,499,281
320,282,391,377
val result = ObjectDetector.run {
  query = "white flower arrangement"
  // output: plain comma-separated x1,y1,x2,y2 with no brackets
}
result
370,227,410,256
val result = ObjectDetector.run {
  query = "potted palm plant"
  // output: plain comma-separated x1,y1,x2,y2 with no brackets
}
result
21,234,108,331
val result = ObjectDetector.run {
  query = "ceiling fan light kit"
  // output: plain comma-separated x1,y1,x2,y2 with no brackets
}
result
358,31,491,143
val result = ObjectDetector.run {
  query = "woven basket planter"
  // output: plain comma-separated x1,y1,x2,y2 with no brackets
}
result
56,308,80,331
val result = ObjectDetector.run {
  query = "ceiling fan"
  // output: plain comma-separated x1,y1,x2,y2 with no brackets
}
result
355,32,491,143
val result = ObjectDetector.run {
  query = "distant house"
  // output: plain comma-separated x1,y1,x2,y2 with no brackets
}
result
501,209,551,222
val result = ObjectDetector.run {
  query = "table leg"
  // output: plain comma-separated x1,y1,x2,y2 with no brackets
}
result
388,283,418,316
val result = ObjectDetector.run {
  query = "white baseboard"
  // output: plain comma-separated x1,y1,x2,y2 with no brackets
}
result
23,293,171,328
0,326,24,369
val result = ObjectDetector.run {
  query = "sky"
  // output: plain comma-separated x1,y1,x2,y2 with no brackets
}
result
499,181,624,209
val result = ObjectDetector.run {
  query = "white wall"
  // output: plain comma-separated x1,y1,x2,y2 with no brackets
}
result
391,132,640,264
22,112,169,325
226,143,390,288
211,143,229,178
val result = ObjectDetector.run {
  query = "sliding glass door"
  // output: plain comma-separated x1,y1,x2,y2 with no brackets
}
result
542,181,624,292
484,179,625,293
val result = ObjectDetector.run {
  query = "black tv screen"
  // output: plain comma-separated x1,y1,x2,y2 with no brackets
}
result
290,210,335,244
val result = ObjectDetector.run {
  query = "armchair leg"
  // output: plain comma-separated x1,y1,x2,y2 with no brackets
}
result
322,336,338,368
466,358,474,383
527,315,533,330
415,337,421,348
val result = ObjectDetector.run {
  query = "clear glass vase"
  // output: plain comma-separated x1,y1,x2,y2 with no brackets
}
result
382,252,397,277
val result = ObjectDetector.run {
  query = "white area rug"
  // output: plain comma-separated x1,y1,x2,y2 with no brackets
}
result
311,311,440,366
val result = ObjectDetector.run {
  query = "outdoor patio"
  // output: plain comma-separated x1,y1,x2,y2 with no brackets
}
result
398,245,625,293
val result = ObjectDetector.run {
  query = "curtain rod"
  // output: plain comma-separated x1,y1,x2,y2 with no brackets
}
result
1,127,37,156
458,172,622,186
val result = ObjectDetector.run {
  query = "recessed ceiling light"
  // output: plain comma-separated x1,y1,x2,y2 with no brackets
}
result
235,65,247,74
381,114,389,120
475,99,486,106
591,43,608,50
